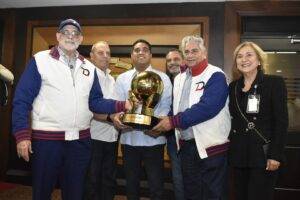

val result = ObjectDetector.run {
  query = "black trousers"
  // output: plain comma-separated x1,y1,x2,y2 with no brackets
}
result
32,138,91,200
232,167,278,200
84,140,118,200
122,144,165,200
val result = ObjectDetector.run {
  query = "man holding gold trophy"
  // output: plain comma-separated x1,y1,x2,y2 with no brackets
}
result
122,70,164,130
151,35,230,200
113,39,172,200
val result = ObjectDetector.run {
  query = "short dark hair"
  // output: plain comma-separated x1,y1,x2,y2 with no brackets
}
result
132,39,152,53
166,48,183,58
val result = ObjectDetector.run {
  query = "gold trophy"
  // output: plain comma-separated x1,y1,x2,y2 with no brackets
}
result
122,71,164,130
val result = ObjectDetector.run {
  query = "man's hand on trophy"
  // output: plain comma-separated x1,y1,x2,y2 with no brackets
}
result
146,116,173,137
111,112,132,131
153,116,173,132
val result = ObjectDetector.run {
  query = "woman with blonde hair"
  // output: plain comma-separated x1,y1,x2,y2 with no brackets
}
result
228,41,288,200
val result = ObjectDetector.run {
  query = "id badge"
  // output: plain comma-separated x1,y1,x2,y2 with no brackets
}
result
246,94,260,113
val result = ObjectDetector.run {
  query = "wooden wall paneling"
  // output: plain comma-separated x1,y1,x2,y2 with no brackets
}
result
25,20,58,66
26,17,209,73
0,9,16,180
10,3,224,86
32,25,201,50
30,24,202,73
223,3,241,81
32,29,49,56
26,17,209,62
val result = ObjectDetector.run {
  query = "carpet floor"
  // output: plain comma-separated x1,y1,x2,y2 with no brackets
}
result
0,182,151,200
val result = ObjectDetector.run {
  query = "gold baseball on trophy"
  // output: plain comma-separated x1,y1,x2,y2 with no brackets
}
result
122,71,164,130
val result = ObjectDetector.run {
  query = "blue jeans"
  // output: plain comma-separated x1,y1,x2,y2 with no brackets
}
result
180,140,227,200
167,134,185,200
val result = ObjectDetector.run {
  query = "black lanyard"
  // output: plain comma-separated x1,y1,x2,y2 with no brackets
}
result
234,82,270,144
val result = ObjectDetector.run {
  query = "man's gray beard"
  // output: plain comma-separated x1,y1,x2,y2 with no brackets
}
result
65,41,80,49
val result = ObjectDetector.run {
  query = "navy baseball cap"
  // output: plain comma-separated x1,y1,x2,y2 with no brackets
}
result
58,19,82,32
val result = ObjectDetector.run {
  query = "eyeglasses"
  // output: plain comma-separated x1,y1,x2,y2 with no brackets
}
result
60,30,81,38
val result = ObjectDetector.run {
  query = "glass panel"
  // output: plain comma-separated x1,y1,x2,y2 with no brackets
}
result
266,52,300,132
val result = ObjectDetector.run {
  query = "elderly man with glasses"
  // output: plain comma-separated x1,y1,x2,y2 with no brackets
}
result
12,19,130,200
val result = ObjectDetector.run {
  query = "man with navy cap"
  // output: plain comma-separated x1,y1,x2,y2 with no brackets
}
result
12,19,131,200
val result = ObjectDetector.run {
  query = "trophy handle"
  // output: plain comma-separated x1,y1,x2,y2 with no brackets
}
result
142,93,160,116
128,90,140,114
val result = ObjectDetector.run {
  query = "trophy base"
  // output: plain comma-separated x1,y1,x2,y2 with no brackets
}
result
122,113,159,130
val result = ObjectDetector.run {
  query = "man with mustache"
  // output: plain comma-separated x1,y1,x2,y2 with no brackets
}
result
12,19,130,200
165,49,185,200
166,49,182,79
